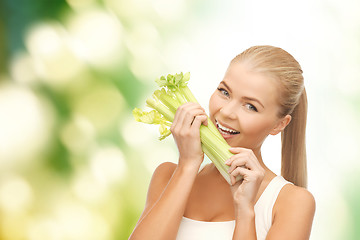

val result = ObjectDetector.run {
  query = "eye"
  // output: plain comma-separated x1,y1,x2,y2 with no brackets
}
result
245,103,258,112
217,87,230,97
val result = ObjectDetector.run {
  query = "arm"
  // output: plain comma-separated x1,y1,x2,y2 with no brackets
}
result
266,185,316,240
129,162,199,240
232,209,257,240
129,103,208,240
226,147,315,240
226,148,265,240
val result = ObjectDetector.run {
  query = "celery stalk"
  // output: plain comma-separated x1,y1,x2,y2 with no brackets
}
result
201,144,231,184
146,98,174,122
157,93,181,113
179,85,227,142
179,86,197,103
133,72,242,185
199,125,242,183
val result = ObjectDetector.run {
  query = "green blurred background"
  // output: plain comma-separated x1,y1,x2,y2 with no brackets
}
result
0,0,359,239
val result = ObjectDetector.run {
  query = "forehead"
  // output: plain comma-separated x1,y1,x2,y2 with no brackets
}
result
224,63,279,105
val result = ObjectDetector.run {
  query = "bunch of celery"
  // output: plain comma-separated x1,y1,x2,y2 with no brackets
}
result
133,72,240,184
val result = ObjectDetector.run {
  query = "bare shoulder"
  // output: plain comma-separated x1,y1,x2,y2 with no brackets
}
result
276,184,316,211
136,162,177,223
267,184,315,239
151,162,177,185
268,184,315,239
145,162,177,206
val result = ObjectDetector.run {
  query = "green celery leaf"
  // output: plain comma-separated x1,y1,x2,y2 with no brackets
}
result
159,124,171,140
155,76,167,87
133,108,167,125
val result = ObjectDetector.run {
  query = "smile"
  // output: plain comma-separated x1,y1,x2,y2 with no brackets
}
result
216,120,240,135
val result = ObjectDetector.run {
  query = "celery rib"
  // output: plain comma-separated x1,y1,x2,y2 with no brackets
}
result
133,72,243,185
146,98,174,122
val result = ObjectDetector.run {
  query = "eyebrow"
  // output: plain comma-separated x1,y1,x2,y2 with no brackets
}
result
242,97,265,109
220,81,232,93
220,81,265,109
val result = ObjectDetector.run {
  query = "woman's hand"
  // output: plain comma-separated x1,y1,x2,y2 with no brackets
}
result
170,102,208,170
225,147,265,216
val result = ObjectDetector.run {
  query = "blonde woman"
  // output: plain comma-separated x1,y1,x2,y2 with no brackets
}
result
129,45,315,240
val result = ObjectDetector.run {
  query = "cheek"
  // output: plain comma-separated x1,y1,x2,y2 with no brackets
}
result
242,117,275,136
238,118,274,149
208,93,218,116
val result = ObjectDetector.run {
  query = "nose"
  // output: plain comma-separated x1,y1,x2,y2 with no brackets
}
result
219,100,237,120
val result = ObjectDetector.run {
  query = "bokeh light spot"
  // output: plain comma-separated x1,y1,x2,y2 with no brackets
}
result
10,52,38,85
68,9,124,69
90,146,127,185
27,217,62,240
0,84,53,167
60,115,96,155
0,175,33,213
72,169,107,203
25,22,84,85
73,85,124,132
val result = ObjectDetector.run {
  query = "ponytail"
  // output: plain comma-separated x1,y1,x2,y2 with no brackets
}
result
281,89,308,188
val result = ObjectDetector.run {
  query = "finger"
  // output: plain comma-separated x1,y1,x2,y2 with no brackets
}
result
180,102,206,113
226,157,246,173
230,174,236,186
172,103,189,128
230,167,251,185
202,116,208,126
172,103,208,133
230,172,245,185
180,103,207,126
227,153,256,172
171,108,186,133
173,104,204,128
182,110,208,128
230,167,252,185
191,115,208,130
228,148,261,170
229,147,249,154
184,103,208,120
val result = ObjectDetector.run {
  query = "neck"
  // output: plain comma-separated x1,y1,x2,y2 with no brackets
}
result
252,148,276,180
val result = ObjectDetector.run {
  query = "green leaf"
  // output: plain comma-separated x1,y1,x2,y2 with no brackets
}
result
132,108,167,125
167,74,175,85
155,76,167,87
182,72,190,85
174,72,183,85
154,72,190,89
159,124,171,140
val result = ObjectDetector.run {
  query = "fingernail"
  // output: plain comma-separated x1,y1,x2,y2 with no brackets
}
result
225,159,230,164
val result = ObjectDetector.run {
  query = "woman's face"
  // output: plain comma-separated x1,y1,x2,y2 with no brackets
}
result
209,62,290,151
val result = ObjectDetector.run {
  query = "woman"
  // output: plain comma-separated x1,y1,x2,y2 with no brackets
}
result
129,45,315,240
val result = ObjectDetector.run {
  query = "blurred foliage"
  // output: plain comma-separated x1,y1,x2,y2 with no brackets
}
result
1,0,70,66
344,175,360,240
0,0,196,239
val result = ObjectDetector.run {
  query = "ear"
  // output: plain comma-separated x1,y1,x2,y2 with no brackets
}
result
270,115,292,135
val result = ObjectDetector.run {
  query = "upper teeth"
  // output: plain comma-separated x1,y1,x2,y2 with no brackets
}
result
216,121,240,134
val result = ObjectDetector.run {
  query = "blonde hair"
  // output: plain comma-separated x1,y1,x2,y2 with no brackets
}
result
232,45,308,188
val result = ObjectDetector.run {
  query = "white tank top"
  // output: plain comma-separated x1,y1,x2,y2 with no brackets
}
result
176,175,292,240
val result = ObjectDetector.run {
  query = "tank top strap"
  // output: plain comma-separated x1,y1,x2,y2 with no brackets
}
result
254,176,293,238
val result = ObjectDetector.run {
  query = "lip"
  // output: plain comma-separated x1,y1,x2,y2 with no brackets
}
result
215,120,240,139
